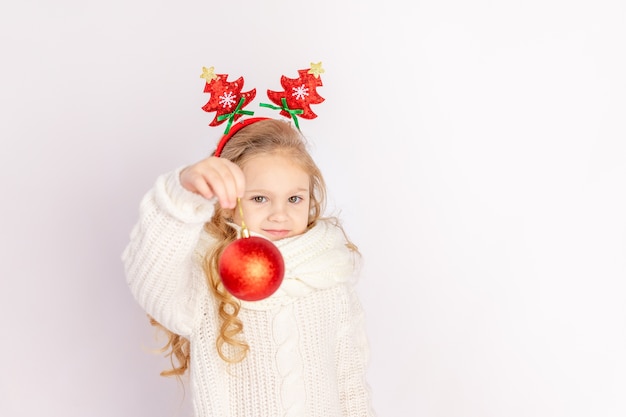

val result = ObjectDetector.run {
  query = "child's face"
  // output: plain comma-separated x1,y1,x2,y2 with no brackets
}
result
233,153,310,241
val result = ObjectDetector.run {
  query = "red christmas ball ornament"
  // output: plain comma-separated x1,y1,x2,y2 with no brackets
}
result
219,233,285,301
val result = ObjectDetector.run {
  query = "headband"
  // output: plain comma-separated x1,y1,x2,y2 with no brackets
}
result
200,62,325,157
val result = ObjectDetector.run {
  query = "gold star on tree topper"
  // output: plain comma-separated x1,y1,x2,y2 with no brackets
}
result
200,66,218,83
308,62,325,78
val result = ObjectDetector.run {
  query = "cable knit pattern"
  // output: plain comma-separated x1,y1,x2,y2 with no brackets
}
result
225,220,359,310
123,169,377,417
273,303,306,417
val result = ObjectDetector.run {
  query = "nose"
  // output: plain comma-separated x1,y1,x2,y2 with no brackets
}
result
268,201,288,222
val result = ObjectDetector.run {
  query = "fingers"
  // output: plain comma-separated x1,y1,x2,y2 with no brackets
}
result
205,160,242,209
180,157,245,209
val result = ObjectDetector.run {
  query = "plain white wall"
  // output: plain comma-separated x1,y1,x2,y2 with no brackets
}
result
1,1,625,416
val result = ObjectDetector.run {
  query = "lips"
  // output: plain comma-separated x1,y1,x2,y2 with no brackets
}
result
263,229,290,239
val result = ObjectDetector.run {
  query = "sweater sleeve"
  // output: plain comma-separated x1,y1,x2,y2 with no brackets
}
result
337,286,377,417
122,168,216,337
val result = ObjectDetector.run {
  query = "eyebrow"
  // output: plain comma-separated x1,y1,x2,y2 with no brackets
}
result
246,187,309,194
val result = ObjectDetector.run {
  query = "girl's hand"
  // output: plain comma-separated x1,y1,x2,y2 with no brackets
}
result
179,156,245,209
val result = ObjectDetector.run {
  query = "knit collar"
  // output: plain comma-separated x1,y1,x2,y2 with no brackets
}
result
227,219,358,310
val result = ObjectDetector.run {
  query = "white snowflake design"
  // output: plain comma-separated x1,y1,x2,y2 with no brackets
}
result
219,91,237,108
292,84,309,100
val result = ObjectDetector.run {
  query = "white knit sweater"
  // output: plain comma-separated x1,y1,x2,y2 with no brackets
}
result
122,169,377,417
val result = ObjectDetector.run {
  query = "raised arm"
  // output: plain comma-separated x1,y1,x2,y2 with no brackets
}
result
122,156,245,335
122,168,216,335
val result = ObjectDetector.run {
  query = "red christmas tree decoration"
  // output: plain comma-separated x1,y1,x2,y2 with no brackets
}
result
200,66,256,128
266,63,325,120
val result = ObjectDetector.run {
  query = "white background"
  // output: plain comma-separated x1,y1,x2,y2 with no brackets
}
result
1,1,625,416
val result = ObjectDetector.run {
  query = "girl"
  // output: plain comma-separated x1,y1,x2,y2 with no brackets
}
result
123,118,376,417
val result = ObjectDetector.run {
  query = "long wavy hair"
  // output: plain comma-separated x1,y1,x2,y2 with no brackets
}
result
151,119,329,376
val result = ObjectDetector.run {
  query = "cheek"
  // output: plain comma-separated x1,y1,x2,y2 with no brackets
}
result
295,207,310,228
237,202,262,224
231,204,250,227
